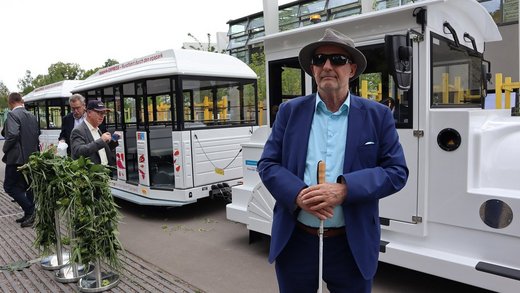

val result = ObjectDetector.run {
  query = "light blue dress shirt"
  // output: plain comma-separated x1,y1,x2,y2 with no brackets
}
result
297,92,349,228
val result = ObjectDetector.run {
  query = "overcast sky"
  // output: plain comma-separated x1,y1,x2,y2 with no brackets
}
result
0,0,291,91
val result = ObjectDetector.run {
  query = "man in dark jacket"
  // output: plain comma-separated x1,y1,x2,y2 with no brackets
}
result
2,92,40,228
58,94,86,156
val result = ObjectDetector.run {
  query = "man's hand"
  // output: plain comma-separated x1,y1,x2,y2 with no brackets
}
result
101,132,112,143
296,182,347,220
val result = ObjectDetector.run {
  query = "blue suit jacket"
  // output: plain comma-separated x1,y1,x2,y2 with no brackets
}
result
258,93,408,280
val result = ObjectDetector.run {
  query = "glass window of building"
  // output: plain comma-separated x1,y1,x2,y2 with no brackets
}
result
479,0,519,24
280,5,301,31
229,20,248,36
328,0,358,9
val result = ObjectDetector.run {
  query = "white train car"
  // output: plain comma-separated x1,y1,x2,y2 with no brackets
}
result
72,49,259,206
226,0,520,291
23,80,82,150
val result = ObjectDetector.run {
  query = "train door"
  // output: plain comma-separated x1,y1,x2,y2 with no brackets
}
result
144,78,175,190
358,38,419,226
267,57,306,125
121,82,141,185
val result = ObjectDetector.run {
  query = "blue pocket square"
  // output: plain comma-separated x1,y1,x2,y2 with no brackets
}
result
364,141,375,145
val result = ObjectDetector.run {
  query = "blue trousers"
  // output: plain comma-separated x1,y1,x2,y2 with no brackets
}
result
4,164,34,216
275,227,371,293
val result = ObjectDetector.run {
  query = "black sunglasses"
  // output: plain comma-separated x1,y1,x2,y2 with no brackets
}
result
311,54,351,66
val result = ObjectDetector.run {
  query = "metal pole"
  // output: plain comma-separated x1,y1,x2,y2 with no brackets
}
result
54,211,64,266
95,259,102,287
318,219,324,293
317,161,326,293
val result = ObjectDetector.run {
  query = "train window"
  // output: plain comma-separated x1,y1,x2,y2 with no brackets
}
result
182,79,257,128
431,33,483,108
47,99,62,129
354,44,412,128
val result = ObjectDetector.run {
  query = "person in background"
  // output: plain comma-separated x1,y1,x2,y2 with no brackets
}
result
2,92,40,228
258,29,408,292
58,94,86,156
70,100,116,167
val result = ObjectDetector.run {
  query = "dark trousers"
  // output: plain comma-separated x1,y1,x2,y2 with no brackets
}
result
275,227,371,293
4,164,34,216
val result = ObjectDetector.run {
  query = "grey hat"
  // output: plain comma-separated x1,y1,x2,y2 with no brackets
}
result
298,28,367,80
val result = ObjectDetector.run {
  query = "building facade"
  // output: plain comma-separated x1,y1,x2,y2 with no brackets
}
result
227,0,519,86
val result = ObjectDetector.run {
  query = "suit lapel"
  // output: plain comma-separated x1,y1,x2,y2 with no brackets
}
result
293,95,316,179
344,95,366,172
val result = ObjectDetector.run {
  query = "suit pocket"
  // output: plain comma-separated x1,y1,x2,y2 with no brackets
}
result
357,143,378,168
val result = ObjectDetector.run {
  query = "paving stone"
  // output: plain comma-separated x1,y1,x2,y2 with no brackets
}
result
0,187,204,293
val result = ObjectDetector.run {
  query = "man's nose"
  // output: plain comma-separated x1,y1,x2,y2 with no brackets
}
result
322,58,333,69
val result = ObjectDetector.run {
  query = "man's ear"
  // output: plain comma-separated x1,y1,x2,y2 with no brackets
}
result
349,64,358,78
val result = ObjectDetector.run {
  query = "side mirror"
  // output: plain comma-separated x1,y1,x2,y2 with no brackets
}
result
481,60,491,101
385,35,412,90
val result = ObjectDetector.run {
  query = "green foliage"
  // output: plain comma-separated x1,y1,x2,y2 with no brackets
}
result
17,59,119,94
33,62,85,89
0,81,8,108
18,70,35,95
19,148,123,270
248,52,266,103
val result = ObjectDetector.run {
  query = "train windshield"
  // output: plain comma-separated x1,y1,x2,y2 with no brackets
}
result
431,33,484,108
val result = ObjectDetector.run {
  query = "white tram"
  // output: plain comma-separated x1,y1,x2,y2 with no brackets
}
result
226,0,520,292
23,80,82,150
71,49,259,206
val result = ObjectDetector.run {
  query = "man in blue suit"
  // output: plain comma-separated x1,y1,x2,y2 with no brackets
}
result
258,29,408,293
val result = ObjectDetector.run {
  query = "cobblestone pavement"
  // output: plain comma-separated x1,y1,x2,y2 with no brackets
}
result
0,188,204,293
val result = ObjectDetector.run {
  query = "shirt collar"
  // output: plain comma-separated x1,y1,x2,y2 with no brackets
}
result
84,119,97,132
315,92,350,115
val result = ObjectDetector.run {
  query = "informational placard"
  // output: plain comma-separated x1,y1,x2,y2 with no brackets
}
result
114,131,126,180
136,131,150,186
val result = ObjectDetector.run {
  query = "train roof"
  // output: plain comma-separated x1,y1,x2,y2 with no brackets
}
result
23,80,82,102
73,49,258,92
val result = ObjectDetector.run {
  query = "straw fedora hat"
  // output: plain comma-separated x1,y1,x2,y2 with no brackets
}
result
298,28,367,80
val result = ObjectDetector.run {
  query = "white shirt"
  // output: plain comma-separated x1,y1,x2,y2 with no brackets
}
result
74,115,85,128
84,120,108,166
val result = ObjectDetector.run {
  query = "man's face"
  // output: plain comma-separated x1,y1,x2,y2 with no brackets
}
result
70,99,86,119
311,45,357,96
87,110,106,128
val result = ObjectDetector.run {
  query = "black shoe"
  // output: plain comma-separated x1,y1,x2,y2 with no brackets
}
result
15,215,27,223
20,214,35,228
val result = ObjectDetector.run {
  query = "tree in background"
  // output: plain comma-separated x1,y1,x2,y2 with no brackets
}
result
18,70,35,95
0,81,9,108
248,52,266,104
17,59,118,95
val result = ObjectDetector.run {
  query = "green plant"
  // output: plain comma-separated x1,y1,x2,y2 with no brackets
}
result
19,149,123,270
19,148,71,255
64,157,123,270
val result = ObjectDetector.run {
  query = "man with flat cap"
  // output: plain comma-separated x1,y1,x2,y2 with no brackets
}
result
258,28,408,292
70,100,116,167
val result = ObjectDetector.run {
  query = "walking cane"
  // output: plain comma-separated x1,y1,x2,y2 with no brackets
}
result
317,160,326,293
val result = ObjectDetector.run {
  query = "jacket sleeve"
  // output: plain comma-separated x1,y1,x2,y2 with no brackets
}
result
2,113,20,154
257,102,307,211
